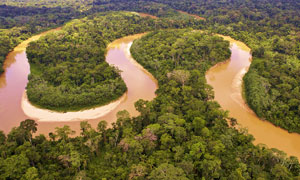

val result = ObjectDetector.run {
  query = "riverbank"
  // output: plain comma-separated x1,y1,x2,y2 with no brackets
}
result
21,90,127,122
21,33,158,122
108,33,159,87
206,35,300,159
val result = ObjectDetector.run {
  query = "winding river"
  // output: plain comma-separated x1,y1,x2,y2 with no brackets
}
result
206,35,300,159
1,29,300,159
0,32,157,135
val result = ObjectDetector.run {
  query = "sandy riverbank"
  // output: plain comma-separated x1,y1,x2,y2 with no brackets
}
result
20,33,156,123
21,91,127,122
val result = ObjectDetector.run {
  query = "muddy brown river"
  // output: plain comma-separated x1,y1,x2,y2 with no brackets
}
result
0,30,300,159
206,35,300,159
0,32,157,135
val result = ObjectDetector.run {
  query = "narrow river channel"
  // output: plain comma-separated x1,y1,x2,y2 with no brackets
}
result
0,32,157,135
206,35,300,159
1,29,300,159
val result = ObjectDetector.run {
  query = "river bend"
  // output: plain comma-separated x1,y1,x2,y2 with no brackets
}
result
1,30,300,159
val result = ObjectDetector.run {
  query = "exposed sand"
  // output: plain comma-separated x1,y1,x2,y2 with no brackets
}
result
21,91,127,122
19,28,129,122
20,33,151,122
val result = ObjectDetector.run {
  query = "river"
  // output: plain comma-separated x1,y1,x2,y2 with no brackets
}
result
1,29,300,159
206,35,300,159
0,32,157,135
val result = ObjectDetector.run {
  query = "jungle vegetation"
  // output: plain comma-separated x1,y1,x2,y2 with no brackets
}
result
90,0,300,133
1,29,300,178
0,4,82,74
0,0,300,179
26,12,203,111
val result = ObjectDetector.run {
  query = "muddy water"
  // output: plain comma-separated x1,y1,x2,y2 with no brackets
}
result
0,28,61,134
206,35,300,159
2,29,300,159
0,33,157,135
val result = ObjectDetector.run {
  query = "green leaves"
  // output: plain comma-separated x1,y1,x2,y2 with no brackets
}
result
149,163,188,180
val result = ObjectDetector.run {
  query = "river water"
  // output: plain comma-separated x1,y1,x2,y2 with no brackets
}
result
206,35,300,159
1,30,300,159
0,33,157,135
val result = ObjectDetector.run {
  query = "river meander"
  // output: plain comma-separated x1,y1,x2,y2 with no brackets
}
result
0,32,157,135
206,35,300,159
1,29,300,159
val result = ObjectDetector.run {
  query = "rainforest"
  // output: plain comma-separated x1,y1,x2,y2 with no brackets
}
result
0,0,299,179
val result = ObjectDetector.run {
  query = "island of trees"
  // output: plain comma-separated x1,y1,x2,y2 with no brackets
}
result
0,0,299,179
25,12,203,111
89,0,300,134
1,28,300,179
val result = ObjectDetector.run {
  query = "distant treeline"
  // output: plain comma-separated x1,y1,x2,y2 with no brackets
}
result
1,29,300,179
0,4,83,74
0,0,299,178
117,0,300,133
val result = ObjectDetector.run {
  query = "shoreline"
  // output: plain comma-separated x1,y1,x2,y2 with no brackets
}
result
20,33,157,123
206,36,300,159
19,27,130,122
126,42,159,86
21,90,127,122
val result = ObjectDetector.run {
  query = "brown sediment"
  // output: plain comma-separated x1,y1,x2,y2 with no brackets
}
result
0,27,61,134
206,35,300,159
0,32,157,136
22,34,158,122
2,26,300,160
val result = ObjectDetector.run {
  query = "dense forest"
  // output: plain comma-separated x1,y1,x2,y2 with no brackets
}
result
1,29,300,179
26,12,204,111
0,4,83,74
130,30,231,79
143,0,300,133
88,0,300,133
0,0,94,10
0,0,300,179
244,53,300,133
65,0,300,132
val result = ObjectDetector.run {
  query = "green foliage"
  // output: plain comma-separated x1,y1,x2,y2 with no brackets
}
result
244,54,300,133
26,12,203,111
2,27,299,178
148,163,188,180
130,29,231,81
0,5,81,29
0,4,82,75
103,0,300,134
0,0,93,11
1,0,300,179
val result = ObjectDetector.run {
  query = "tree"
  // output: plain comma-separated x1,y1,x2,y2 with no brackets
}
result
2,154,30,179
271,164,292,180
167,70,190,86
55,125,75,141
252,46,265,58
22,167,39,180
0,131,6,145
20,119,38,143
80,121,93,139
149,163,188,180
129,164,147,180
